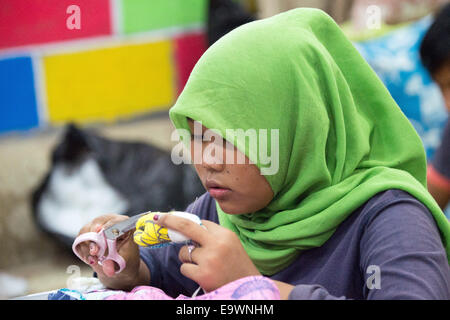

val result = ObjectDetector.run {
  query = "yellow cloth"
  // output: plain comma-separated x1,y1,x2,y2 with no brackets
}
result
133,212,171,247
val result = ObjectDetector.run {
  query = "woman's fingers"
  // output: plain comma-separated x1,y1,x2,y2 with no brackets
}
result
156,214,211,246
75,214,130,266
199,220,225,233
74,243,89,263
174,218,261,292
178,244,203,264
102,260,117,277
179,262,202,284
87,255,97,266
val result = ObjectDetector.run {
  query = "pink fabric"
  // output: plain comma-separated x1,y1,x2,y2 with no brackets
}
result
105,276,280,300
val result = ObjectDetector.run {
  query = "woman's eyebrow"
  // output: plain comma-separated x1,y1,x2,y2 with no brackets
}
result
190,132,204,139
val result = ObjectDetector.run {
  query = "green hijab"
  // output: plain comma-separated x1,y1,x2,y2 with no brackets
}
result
169,8,450,275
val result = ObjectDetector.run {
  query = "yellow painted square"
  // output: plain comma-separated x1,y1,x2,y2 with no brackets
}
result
44,41,175,123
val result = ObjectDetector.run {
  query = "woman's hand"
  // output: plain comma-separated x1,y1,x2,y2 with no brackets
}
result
75,214,148,290
156,214,261,292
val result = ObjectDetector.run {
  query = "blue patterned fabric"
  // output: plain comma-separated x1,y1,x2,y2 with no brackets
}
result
48,288,85,300
354,16,448,161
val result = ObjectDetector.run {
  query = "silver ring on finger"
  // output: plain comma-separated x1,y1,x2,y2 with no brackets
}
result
187,244,196,263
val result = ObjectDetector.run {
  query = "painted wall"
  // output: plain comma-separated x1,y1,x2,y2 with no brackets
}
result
0,0,207,134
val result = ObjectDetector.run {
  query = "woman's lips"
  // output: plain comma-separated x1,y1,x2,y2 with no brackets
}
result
205,180,231,200
208,187,231,199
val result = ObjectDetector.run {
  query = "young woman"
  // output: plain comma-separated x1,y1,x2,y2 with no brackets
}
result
76,8,450,299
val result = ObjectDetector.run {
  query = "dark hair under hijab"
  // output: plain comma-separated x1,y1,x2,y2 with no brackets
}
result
420,3,450,75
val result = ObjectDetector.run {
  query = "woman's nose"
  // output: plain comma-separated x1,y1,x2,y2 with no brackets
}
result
201,141,226,172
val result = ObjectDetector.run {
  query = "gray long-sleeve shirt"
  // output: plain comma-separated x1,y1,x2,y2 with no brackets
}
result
139,189,450,299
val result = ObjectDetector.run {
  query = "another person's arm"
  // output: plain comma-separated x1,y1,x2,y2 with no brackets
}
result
427,121,450,209
427,165,450,209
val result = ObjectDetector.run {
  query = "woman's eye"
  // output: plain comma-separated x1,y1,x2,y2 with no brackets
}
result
191,134,204,141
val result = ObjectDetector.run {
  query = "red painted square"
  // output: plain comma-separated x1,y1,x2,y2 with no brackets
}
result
0,0,111,49
174,32,207,95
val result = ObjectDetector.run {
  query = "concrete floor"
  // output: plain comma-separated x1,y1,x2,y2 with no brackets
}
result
0,113,177,298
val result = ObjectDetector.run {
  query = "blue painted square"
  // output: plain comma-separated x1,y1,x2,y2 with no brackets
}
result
0,56,39,134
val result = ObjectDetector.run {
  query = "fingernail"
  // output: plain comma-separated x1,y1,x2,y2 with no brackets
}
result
153,214,159,221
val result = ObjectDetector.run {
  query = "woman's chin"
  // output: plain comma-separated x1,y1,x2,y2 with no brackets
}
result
216,201,247,215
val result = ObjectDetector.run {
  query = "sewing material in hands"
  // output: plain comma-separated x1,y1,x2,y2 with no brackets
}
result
133,211,202,248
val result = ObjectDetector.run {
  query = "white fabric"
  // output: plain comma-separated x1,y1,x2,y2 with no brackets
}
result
37,158,128,238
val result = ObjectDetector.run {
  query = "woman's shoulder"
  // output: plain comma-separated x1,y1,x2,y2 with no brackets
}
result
324,189,441,263
357,188,446,261
358,189,435,229
356,189,450,299
350,188,445,261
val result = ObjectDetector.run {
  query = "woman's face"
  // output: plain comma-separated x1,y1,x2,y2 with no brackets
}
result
433,60,450,113
188,119,274,214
